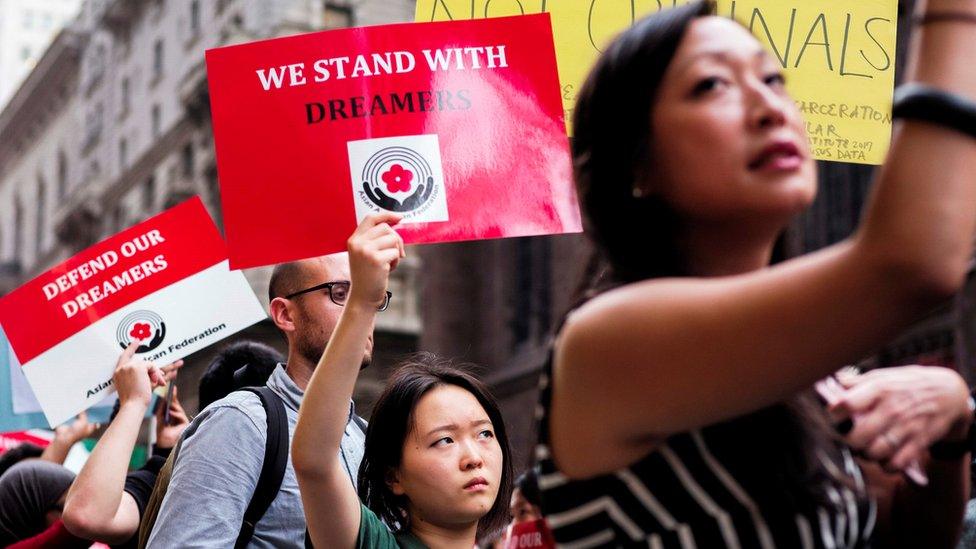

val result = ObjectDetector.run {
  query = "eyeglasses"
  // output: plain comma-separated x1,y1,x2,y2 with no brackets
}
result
284,280,392,312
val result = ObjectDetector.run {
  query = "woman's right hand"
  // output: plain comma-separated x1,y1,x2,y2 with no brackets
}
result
346,213,405,310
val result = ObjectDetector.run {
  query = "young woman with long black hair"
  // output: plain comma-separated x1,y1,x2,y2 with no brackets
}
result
536,1,976,547
292,214,514,548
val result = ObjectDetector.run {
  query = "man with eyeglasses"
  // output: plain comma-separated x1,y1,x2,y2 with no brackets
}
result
148,215,401,548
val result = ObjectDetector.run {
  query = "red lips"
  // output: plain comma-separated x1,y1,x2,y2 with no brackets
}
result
464,477,489,489
748,140,802,171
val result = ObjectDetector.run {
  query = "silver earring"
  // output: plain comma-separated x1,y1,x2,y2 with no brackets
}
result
632,186,645,199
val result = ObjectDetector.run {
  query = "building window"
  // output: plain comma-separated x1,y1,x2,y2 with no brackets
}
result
152,39,164,81
36,181,46,258
113,204,126,233
513,239,533,343
84,103,104,151
511,237,552,346
151,104,161,136
144,175,156,212
121,77,130,113
323,3,354,29
14,197,23,263
119,138,128,171
190,0,201,34
182,142,194,178
57,150,68,199
85,43,107,92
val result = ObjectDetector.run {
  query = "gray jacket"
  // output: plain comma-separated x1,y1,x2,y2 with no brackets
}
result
147,364,366,548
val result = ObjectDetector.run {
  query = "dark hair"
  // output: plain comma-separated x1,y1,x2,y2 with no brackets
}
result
0,443,44,479
568,2,852,508
358,353,514,538
476,525,508,549
514,469,541,508
198,340,284,410
268,261,305,303
573,1,715,285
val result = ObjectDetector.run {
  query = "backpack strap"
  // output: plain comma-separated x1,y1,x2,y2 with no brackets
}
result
137,437,183,549
235,386,289,549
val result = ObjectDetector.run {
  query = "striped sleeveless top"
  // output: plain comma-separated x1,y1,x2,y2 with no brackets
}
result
534,357,877,548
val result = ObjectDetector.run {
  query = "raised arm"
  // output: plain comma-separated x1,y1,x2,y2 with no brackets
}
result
553,0,976,477
292,213,404,549
41,412,98,465
62,343,181,544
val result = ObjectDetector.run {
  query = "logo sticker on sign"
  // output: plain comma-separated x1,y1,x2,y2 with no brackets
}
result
116,310,166,353
348,134,449,224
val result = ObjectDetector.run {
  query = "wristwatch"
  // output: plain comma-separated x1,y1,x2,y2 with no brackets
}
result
929,393,976,460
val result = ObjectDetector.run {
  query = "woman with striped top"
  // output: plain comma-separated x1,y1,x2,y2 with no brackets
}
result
537,1,976,547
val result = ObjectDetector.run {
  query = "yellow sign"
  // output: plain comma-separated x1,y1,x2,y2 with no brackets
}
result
415,0,897,165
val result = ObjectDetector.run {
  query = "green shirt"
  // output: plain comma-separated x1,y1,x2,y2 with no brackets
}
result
357,504,428,549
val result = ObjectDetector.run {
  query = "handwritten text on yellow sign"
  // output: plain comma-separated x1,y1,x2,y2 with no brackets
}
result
416,0,897,165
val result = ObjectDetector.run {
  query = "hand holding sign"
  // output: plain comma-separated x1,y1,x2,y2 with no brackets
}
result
206,15,578,268
113,342,183,409
347,213,405,312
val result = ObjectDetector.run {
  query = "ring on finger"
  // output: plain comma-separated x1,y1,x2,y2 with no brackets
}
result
881,432,900,447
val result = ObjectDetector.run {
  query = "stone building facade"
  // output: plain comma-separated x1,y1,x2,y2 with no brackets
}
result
0,0,82,109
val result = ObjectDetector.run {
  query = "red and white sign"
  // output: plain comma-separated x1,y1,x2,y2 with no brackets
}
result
505,520,556,549
0,198,267,426
0,430,53,454
206,14,580,269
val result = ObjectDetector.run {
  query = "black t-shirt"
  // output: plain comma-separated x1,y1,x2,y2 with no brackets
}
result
111,446,171,549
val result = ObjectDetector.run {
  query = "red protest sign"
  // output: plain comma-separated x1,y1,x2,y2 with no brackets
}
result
0,430,53,454
505,520,556,549
0,197,267,426
206,14,579,269
1,199,224,365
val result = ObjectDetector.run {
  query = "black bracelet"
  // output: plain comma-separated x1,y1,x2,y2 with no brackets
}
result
930,434,973,460
892,83,976,141
912,11,976,25
930,395,976,460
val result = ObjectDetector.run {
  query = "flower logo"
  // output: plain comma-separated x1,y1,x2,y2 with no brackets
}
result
381,164,414,194
129,322,152,341
116,311,166,353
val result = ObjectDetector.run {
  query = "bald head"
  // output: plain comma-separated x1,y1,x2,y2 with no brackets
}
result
268,261,305,303
268,254,351,303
